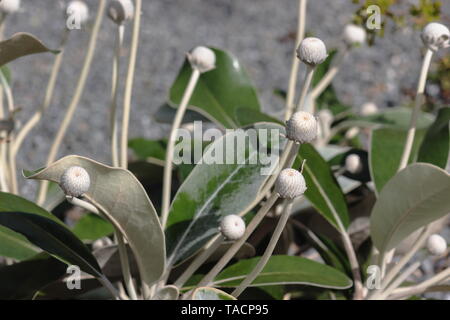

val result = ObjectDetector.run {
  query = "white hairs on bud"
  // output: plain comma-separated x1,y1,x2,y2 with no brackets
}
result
297,37,328,66
188,46,216,73
275,168,307,199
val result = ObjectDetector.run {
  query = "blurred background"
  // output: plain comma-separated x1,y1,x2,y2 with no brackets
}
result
2,0,450,195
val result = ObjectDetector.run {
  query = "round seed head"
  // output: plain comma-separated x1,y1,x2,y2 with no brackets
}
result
107,0,134,25
360,101,378,116
60,166,91,197
426,234,447,256
343,24,366,46
275,168,307,199
421,22,450,52
187,46,216,73
296,37,328,66
286,111,318,144
345,154,362,174
67,1,89,25
219,215,246,240
0,0,20,14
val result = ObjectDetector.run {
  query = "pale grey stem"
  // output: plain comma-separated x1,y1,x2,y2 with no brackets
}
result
64,196,121,300
174,235,223,288
295,66,315,113
388,267,450,300
37,0,106,205
161,68,201,228
371,262,421,300
110,24,124,167
115,228,139,300
398,48,433,171
196,192,280,288
284,0,308,121
232,199,295,297
120,0,142,169
0,87,8,192
0,71,17,194
309,48,348,101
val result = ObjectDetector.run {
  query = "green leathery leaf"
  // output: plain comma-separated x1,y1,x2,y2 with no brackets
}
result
0,192,63,260
369,127,426,194
24,155,165,287
234,107,282,127
370,163,450,253
166,123,287,266
214,255,353,289
417,107,450,169
169,47,260,129
0,254,67,300
0,212,102,277
0,33,59,67
294,144,350,231
72,213,114,242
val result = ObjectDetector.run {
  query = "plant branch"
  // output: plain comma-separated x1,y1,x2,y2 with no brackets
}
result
120,0,142,169
37,0,106,205
161,68,200,228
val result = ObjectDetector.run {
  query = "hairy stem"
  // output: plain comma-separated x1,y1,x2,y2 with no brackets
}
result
232,199,295,297
37,0,106,205
398,48,433,171
296,66,315,113
120,0,142,169
161,68,200,228
110,24,125,167
284,0,308,120
115,229,139,300
174,235,223,288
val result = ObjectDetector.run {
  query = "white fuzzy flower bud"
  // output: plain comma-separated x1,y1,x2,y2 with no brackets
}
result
343,24,366,46
345,127,360,139
360,102,378,116
296,37,328,67
275,168,307,199
60,166,91,197
345,154,362,174
286,111,318,144
421,22,450,52
219,215,245,240
67,1,89,25
187,46,216,73
107,0,134,25
426,234,447,256
0,0,20,14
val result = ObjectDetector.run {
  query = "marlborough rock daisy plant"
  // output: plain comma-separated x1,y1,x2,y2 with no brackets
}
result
0,0,448,303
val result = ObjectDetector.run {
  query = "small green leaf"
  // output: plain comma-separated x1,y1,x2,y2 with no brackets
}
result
294,144,350,230
369,127,425,194
25,155,165,287
214,255,353,289
417,107,450,169
192,287,236,300
128,138,167,162
0,212,102,277
72,214,114,242
0,33,59,67
370,163,450,253
169,48,260,128
166,123,287,266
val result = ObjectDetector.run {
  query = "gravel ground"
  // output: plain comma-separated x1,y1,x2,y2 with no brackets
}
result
2,0,450,195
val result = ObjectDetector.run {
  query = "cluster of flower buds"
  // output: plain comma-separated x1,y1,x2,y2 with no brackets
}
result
219,214,246,240
60,166,91,197
66,0,89,25
187,46,216,73
0,0,20,14
286,111,318,144
107,0,134,25
421,22,450,52
297,37,328,67
275,168,307,199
